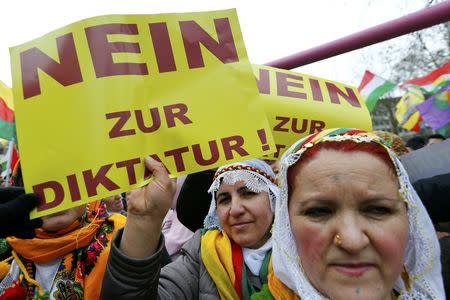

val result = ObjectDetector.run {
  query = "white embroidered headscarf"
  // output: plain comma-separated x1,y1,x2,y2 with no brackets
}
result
203,158,279,230
203,158,280,275
272,128,445,299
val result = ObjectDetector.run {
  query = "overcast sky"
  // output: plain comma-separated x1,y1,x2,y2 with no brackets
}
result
1,0,428,87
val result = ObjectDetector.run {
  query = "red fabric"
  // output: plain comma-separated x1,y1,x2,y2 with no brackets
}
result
0,280,27,300
0,97,14,122
10,145,18,172
231,240,243,299
294,131,320,152
343,129,366,135
410,116,422,133
401,61,450,88
357,70,375,91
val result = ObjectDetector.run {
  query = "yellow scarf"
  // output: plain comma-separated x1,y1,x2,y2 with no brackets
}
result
201,230,299,300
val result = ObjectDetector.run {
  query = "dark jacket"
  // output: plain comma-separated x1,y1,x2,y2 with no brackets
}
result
101,229,263,299
413,173,450,224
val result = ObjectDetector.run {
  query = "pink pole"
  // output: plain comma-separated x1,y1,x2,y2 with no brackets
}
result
266,0,450,69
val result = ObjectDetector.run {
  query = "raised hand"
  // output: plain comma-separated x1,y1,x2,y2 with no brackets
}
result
126,156,176,221
120,156,176,258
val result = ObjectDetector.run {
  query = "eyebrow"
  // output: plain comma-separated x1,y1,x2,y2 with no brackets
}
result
296,198,336,207
236,186,251,193
296,192,400,206
297,195,402,207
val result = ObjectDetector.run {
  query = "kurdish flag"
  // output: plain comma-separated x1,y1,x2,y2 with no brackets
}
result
395,88,424,132
0,81,15,141
401,61,450,93
358,70,396,112
416,84,450,130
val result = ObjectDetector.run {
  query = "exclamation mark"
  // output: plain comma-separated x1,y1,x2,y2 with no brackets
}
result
257,129,270,151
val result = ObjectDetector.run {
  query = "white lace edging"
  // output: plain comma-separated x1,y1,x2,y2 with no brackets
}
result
204,169,279,230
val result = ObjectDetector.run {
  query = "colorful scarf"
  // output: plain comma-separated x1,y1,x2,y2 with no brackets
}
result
201,229,299,300
4,201,125,300
373,130,409,156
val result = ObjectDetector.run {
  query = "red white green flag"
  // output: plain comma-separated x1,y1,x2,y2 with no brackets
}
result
0,81,15,141
358,70,396,112
2,140,18,180
400,61,450,94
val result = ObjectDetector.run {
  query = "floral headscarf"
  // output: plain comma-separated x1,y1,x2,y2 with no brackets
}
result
272,128,444,299
373,130,409,156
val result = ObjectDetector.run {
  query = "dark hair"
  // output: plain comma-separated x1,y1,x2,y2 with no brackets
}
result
405,136,425,150
287,140,395,198
426,134,445,143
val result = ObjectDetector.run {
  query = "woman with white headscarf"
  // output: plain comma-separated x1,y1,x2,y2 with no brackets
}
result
101,158,295,299
272,128,445,299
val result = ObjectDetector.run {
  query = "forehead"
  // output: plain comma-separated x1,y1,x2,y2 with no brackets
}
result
289,149,398,195
217,180,247,193
293,146,395,173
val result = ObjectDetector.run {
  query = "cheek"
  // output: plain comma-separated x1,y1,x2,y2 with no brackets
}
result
259,202,274,222
73,206,86,220
249,195,273,223
216,206,229,226
372,218,409,275
291,216,327,272
260,210,274,229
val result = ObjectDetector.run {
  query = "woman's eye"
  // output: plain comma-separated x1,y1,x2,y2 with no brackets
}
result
216,196,230,205
303,207,332,218
365,206,393,216
242,190,258,197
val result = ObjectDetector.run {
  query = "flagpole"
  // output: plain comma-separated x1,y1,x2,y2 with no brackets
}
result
266,0,450,69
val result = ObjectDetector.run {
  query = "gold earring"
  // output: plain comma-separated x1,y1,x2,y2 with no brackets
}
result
334,234,342,246
401,265,411,291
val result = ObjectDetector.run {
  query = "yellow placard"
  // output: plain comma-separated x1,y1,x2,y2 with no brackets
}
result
254,65,372,159
10,10,274,218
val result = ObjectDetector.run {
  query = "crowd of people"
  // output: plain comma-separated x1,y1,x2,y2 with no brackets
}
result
0,129,448,299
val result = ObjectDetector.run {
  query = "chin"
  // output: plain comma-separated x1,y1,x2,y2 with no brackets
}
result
230,236,252,248
322,285,391,300
42,216,74,231
41,206,85,232
234,236,265,249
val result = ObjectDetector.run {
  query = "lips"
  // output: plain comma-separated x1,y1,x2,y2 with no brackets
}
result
231,221,252,230
330,263,375,277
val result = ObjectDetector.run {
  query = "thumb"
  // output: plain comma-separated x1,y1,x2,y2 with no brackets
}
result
144,156,168,177
143,156,177,205
144,156,174,189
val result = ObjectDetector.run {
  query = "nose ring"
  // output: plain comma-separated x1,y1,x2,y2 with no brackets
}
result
334,234,342,246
